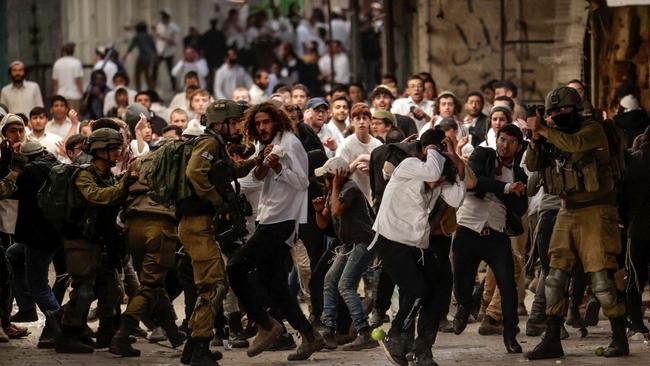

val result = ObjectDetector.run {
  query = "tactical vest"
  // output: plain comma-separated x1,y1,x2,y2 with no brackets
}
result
541,121,616,201
124,155,176,220
78,167,119,241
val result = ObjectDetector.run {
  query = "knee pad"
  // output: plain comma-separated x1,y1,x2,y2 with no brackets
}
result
544,268,569,307
590,270,618,309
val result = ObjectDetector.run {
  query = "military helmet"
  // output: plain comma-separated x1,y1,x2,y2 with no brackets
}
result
205,100,243,127
545,87,583,114
86,128,123,153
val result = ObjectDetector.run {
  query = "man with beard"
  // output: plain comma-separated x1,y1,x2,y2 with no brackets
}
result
464,91,488,147
213,48,253,100
329,95,350,134
176,100,259,365
250,69,270,104
1,61,44,116
304,97,343,157
525,87,629,360
227,102,325,361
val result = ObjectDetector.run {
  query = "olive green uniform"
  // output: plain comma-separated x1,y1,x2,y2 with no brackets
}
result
526,118,624,318
0,172,17,198
121,157,179,323
178,132,257,339
61,167,126,328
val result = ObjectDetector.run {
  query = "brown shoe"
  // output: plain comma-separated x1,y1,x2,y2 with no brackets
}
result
478,316,503,335
247,317,282,357
4,323,30,339
287,330,325,361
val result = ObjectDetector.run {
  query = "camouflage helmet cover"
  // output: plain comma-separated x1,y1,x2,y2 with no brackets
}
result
205,100,243,126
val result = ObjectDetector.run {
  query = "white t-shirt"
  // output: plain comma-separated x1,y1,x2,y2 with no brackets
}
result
45,118,77,139
335,134,383,203
391,97,435,131
316,123,345,158
52,56,83,100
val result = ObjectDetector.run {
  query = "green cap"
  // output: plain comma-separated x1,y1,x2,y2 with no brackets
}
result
545,87,583,114
205,100,243,126
372,110,396,126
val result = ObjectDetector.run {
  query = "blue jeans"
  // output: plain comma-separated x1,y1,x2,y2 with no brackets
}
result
6,243,60,312
322,242,374,332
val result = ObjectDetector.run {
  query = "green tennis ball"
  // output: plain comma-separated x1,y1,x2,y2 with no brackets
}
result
371,328,386,341
595,346,605,356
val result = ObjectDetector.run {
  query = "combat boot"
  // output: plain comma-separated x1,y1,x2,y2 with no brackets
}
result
341,327,379,351
109,315,141,357
227,311,249,348
181,335,222,365
321,326,338,349
380,329,412,366
55,325,95,354
287,328,325,361
604,316,629,357
525,316,564,360
453,304,471,335
156,306,186,348
247,317,282,357
96,317,117,348
190,337,220,366
38,309,62,349
526,292,547,336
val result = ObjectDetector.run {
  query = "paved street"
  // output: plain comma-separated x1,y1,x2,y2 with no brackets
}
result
2,298,649,366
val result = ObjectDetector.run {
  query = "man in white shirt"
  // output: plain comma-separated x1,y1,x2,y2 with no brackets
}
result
318,40,350,87
93,47,118,89
328,95,350,134
1,61,44,116
45,95,79,141
171,46,209,90
304,98,343,158
391,75,434,131
103,72,138,116
213,49,252,100
371,129,465,366
249,69,270,105
336,104,383,203
52,43,83,111
154,9,180,90
420,91,468,139
226,103,325,361
27,107,65,161
451,124,527,354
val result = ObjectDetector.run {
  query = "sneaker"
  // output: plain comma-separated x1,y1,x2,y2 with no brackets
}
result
380,331,409,366
341,328,379,351
11,308,38,323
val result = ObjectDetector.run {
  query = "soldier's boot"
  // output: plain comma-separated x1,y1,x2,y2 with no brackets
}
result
525,316,564,360
55,325,95,354
190,337,220,366
380,329,412,366
96,317,117,348
157,307,186,348
227,311,249,348
287,328,326,361
604,316,629,358
181,334,222,365
109,315,141,357
526,292,547,337
247,317,282,357
38,309,62,349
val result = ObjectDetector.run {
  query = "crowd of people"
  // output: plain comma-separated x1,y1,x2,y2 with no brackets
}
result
0,5,650,366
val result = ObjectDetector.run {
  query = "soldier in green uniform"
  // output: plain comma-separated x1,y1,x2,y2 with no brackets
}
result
109,138,186,357
56,128,128,354
524,87,628,360
177,100,259,365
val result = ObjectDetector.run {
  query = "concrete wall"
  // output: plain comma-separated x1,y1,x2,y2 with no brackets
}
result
411,0,588,103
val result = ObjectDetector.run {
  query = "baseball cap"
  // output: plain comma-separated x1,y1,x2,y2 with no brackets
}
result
304,97,329,111
314,156,350,177
372,110,396,126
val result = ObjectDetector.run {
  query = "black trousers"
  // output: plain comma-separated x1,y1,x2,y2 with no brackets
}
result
228,220,311,334
375,235,450,348
627,238,650,327
453,226,518,338
530,210,558,319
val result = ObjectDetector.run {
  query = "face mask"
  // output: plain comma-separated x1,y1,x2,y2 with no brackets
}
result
551,111,578,132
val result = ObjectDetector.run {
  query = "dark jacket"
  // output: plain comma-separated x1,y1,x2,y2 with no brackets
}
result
468,146,528,235
14,153,61,251
369,141,419,211
394,114,418,138
615,109,650,148
623,141,650,240
469,114,488,147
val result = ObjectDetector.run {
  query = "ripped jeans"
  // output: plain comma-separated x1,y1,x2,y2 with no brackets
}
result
322,242,374,332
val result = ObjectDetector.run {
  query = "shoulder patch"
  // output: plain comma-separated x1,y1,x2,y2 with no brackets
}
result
201,151,214,161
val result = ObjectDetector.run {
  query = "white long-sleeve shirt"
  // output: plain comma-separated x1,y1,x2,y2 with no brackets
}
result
172,59,209,89
256,131,309,227
391,97,435,131
371,149,465,249
213,64,253,100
